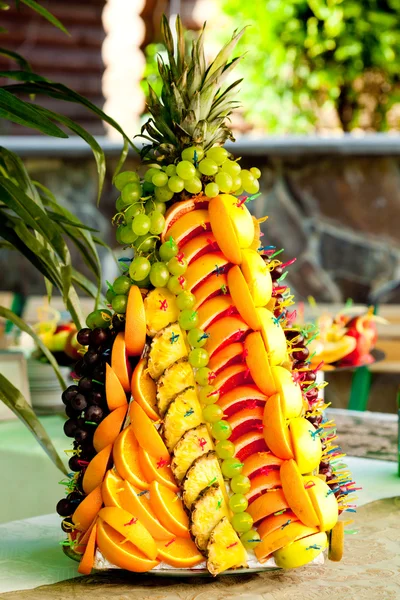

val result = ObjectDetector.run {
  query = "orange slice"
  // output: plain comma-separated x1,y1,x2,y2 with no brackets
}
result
227,406,264,442
111,332,132,392
131,358,159,421
113,426,148,490
196,294,237,331
244,331,277,396
74,516,97,554
98,506,157,560
138,446,179,492
82,444,112,495
185,252,230,293
246,471,282,505
93,405,127,453
255,521,318,563
250,215,261,251
217,385,268,418
204,315,250,358
77,521,97,575
209,195,242,264
119,480,174,541
193,273,228,310
213,363,253,397
125,285,146,357
242,452,283,480
180,232,219,264
156,536,203,568
234,430,268,462
247,488,289,525
208,342,244,375
149,481,190,539
263,394,294,460
97,519,159,572
258,510,298,540
129,402,170,463
227,265,261,330
72,485,103,532
162,198,209,242
257,307,287,366
164,208,211,247
105,363,128,411
280,460,320,528
102,469,125,508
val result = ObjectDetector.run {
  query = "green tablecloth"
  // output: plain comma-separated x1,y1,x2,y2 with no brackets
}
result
0,457,398,595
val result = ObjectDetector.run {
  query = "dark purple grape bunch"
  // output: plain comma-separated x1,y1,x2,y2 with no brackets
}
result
56,490,84,531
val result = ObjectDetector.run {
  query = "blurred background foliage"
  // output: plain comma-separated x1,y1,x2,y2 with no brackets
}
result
144,0,400,134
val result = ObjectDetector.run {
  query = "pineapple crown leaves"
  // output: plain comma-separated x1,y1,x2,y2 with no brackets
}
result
139,15,246,163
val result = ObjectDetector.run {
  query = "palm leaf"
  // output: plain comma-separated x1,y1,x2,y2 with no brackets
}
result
0,89,68,137
18,0,69,35
0,375,68,475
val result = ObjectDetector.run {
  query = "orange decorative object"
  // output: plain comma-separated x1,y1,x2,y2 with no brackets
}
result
246,471,282,505
257,510,298,540
227,265,261,331
98,506,157,560
213,363,253,396
149,481,190,539
196,294,236,331
129,402,170,463
111,332,132,392
303,475,338,532
102,469,125,508
289,417,322,474
208,342,244,375
113,426,148,490
180,232,218,264
82,444,113,495
193,273,228,310
257,307,287,366
234,430,268,462
131,358,159,421
255,521,318,563
247,488,289,525
125,285,146,357
262,395,294,460
119,480,174,541
204,315,250,358
97,519,160,572
156,536,204,568
226,406,264,442
208,195,242,264
138,447,179,492
163,208,210,247
185,252,230,293
242,452,283,479
72,485,103,532
217,385,268,418
77,521,97,575
244,332,277,396
240,249,272,307
93,405,127,453
280,460,320,528
162,198,209,242
105,363,128,411
271,366,303,419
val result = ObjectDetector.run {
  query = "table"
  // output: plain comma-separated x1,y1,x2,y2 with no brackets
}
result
0,456,398,596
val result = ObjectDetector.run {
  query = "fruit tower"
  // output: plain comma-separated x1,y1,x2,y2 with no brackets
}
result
57,16,356,576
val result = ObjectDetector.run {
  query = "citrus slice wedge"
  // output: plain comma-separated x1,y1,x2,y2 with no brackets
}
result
208,342,244,375
213,363,253,396
193,273,228,310
280,459,320,528
257,510,298,540
131,358,159,421
180,232,219,264
138,446,179,492
156,536,203,568
125,285,146,356
113,426,148,490
263,394,294,460
82,444,112,495
204,315,250,358
149,481,190,539
242,452,283,480
234,430,268,462
162,199,209,243
255,521,318,563
227,406,264,442
185,252,230,293
244,331,276,396
247,488,289,525
273,531,328,569
72,484,103,532
209,195,242,264
217,384,268,418
164,209,211,247
98,506,157,560
129,402,170,463
246,470,282,505
111,332,132,392
196,294,236,331
77,521,97,575
227,265,261,330
93,405,127,453
105,363,127,411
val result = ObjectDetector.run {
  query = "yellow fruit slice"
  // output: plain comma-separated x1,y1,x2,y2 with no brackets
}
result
241,249,272,307
125,285,146,356
93,405,127,453
130,401,170,462
82,444,112,495
149,480,190,539
328,521,344,562
113,426,148,491
131,358,159,421
209,195,242,264
77,521,97,575
138,446,179,492
263,394,294,460
98,506,157,560
244,331,276,396
280,460,319,528
255,521,318,563
120,480,174,541
227,265,261,330
143,287,179,336
105,363,127,411
72,485,103,532
156,536,204,568
111,332,132,392
273,531,328,569
271,365,303,419
304,476,338,532
289,417,322,474
257,307,287,366
97,519,159,572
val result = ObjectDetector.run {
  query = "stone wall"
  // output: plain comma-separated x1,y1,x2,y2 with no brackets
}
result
1,137,400,306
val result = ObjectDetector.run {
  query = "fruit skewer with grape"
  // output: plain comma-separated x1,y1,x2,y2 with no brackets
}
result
57,15,353,575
